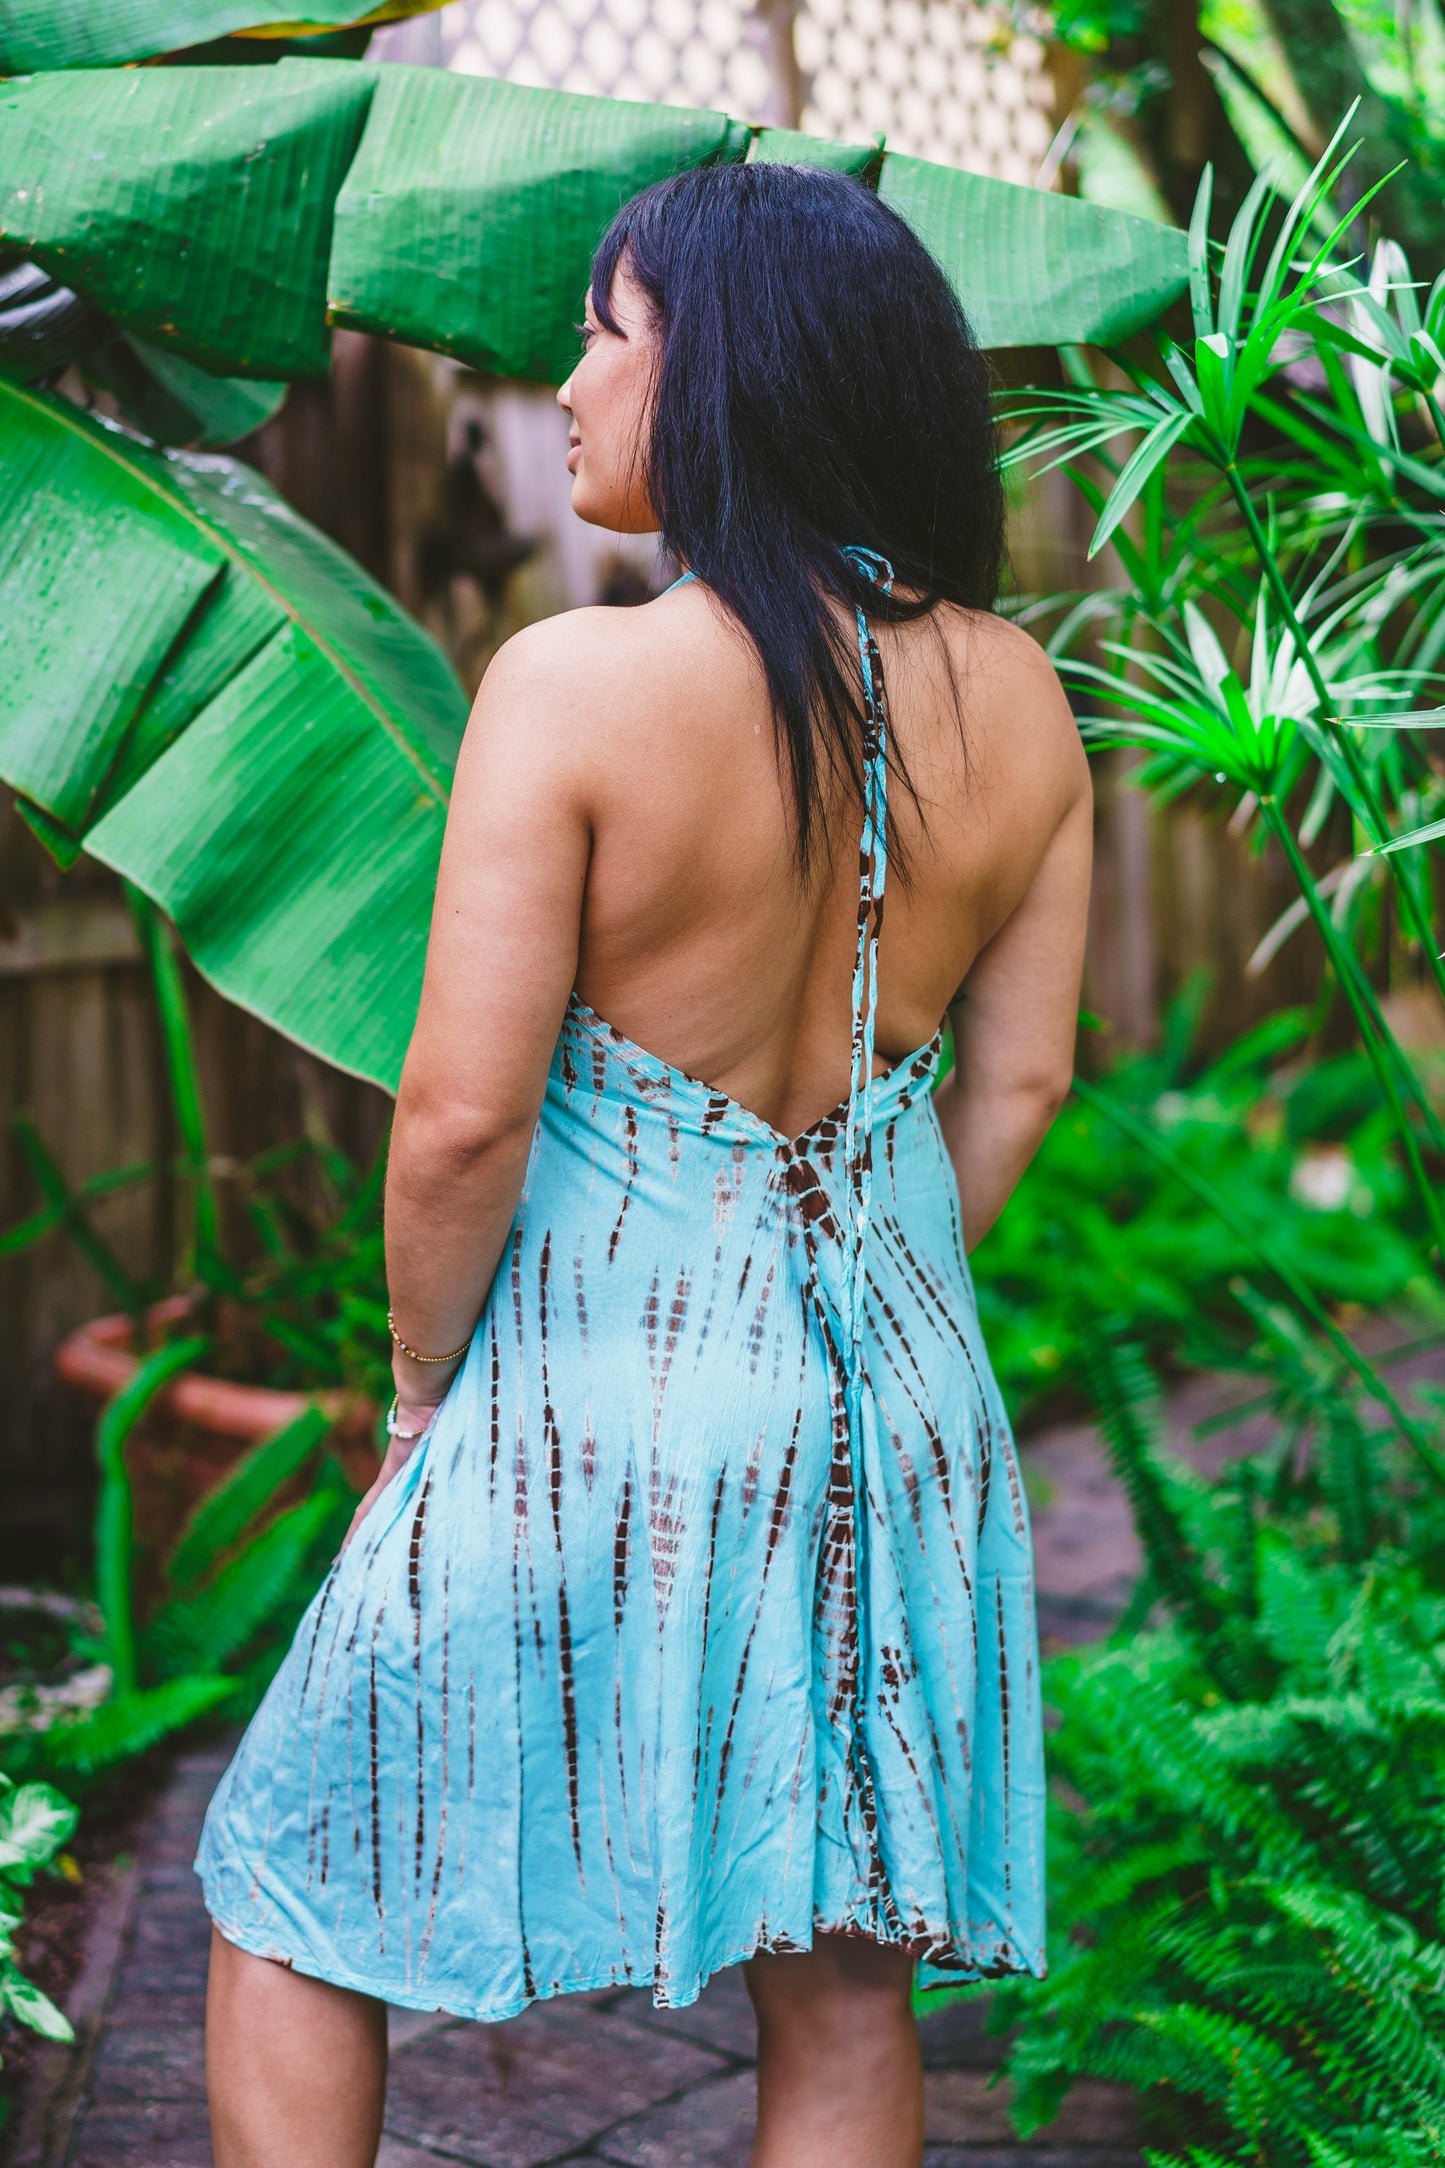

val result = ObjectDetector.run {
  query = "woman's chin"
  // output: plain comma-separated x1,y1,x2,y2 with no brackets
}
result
571,486,622,532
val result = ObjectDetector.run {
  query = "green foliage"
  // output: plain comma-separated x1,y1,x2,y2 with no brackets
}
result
972,995,1438,1425
0,1774,79,2054
1001,123,1445,1290
94,1337,211,1693
0,0,446,72
979,135,1445,2155
0,378,466,1093
984,1341,1445,2167
8,1679,238,1785
168,1406,333,1591
143,1488,340,1685
88,1333,354,1759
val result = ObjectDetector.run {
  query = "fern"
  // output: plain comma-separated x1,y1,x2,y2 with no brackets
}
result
143,1492,335,1682
167,1404,332,1591
6,1677,236,1783
981,1384,1445,2168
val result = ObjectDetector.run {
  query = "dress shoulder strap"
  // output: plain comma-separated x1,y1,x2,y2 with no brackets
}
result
838,546,893,1440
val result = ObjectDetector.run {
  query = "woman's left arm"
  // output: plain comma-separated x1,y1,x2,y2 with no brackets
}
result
380,625,595,1458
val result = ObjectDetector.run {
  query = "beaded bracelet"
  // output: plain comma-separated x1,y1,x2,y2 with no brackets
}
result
387,1309,472,1365
386,1394,432,1443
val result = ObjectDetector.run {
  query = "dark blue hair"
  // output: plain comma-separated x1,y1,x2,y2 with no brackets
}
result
589,159,1003,875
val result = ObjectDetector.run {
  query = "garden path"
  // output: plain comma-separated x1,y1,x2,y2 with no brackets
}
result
28,1341,1444,2168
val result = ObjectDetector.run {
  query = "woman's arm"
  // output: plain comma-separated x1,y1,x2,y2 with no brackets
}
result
363,625,595,1519
932,774,1093,1252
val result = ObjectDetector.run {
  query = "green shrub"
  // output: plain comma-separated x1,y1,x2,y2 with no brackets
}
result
987,1342,1445,2166
973,990,1437,1426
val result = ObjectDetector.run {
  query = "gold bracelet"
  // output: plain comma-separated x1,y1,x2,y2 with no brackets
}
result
387,1309,473,1364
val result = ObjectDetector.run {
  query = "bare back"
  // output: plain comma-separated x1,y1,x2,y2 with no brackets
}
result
564,580,1089,1139
409,574,1091,1173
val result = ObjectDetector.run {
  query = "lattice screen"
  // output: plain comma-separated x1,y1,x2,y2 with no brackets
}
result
797,0,1052,179
375,0,1054,178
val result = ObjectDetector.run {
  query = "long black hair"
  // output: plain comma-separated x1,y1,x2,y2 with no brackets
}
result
589,158,1004,876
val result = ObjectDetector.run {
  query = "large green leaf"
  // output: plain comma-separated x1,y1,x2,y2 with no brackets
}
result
749,128,879,176
87,337,288,449
878,156,1189,348
0,379,466,1089
0,62,375,377
0,0,446,72
329,68,748,383
0,404,222,829
0,62,1189,382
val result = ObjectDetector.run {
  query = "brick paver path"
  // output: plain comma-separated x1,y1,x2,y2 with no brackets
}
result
17,1392,1217,2168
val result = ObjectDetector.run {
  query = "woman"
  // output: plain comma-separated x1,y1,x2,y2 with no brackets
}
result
200,160,1091,2167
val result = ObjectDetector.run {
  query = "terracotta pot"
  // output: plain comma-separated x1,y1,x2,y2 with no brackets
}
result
56,1296,381,1588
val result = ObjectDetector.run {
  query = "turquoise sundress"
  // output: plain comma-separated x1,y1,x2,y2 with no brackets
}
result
197,555,1046,2017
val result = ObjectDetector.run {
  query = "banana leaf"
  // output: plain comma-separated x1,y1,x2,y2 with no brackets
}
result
749,129,880,176
0,252,288,446
0,0,447,72
328,68,749,383
0,378,466,1089
0,61,376,377
85,337,288,448
0,62,1190,383
878,155,1189,349
0,59,1191,1102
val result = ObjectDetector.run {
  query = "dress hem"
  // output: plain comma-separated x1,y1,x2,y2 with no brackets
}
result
200,1882,1045,2027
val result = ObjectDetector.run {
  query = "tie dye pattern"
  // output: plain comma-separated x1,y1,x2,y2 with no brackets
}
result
196,566,1047,2017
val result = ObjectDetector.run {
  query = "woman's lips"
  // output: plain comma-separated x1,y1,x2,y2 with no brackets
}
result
566,443,581,472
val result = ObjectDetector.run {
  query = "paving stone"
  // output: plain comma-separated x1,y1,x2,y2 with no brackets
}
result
103,1989,205,2034
389,2002,465,2050
925,2072,1137,2147
67,2097,212,2167
144,1826,209,1870
594,2066,756,2165
918,1993,1007,2070
925,2069,1017,2144
926,2155,1142,2166
117,1948,211,1997
141,1861,207,1897
89,2020,206,2101
922,2153,1141,2166
384,1999,727,2167
616,1965,758,2061
377,2140,458,2166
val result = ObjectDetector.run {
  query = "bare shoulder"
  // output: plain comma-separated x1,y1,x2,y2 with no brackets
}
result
940,604,1089,806
474,584,753,798
475,602,644,716
480,583,729,716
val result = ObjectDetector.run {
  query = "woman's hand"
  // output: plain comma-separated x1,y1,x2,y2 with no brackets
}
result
339,1363,454,1554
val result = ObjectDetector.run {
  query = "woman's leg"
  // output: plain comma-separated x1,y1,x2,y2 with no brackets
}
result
744,1933,924,2168
206,1927,388,2168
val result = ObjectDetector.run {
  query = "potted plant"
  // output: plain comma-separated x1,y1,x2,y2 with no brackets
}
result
7,888,388,1640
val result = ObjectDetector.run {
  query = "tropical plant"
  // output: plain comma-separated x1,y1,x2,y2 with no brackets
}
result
978,1338,1445,2167
1002,118,1445,1300
0,881,381,1782
1025,0,1445,273
0,48,1190,1089
952,128,1445,2158
4,1376,357,1789
0,0,450,73
0,1774,78,2057
972,983,1441,1425
2,874,393,1400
